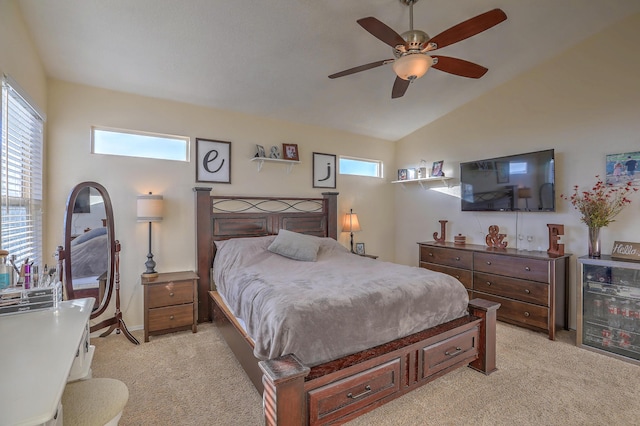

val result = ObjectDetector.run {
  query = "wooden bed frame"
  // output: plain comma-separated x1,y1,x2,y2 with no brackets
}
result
194,188,500,425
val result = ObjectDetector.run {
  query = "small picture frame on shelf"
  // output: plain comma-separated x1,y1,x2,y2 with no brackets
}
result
398,169,408,180
431,161,444,177
282,143,299,161
355,243,365,255
407,168,416,180
255,144,266,158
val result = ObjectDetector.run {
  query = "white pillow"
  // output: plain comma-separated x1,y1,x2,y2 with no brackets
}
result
267,229,320,261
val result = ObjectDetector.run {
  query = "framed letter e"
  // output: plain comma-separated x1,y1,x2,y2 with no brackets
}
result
196,138,231,183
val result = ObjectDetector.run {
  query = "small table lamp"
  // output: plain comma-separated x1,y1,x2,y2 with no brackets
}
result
137,192,163,278
342,209,361,253
518,187,532,211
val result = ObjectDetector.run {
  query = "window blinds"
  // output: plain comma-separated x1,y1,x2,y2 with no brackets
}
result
1,76,44,266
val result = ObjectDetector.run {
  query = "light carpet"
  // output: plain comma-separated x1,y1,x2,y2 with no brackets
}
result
91,322,639,425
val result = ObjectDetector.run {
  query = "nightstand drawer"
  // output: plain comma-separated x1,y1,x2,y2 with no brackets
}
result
420,262,472,289
148,280,194,308
474,253,549,283
148,304,194,332
420,246,473,269
474,272,549,306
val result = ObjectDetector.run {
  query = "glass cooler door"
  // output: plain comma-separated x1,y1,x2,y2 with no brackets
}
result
579,256,640,364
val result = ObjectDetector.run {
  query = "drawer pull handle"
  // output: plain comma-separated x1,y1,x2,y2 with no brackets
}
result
428,252,434,257
169,292,175,297
486,281,492,286
525,266,531,271
524,312,530,317
524,289,530,294
347,385,372,399
445,347,462,356
455,275,460,279
169,315,175,320
486,261,491,265
455,257,460,261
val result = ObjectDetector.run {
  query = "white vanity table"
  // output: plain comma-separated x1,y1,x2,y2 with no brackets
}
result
0,297,95,425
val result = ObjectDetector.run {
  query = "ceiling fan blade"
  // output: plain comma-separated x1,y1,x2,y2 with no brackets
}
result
432,56,488,78
392,76,410,99
428,9,507,50
357,17,407,48
328,59,393,79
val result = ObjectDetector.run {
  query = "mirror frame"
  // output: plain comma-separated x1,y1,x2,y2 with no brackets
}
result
62,181,115,318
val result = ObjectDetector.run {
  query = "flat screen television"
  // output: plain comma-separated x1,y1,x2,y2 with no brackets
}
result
460,149,555,212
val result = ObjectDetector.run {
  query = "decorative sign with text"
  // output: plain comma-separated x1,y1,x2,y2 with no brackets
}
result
611,241,640,261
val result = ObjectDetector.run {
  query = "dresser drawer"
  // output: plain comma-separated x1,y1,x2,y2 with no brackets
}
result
422,328,478,379
474,272,549,306
474,253,549,283
420,246,473,270
420,262,472,290
148,304,194,332
477,293,549,331
308,358,401,424
148,280,194,308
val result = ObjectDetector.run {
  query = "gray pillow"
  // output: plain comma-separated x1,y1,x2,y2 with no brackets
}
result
267,229,320,261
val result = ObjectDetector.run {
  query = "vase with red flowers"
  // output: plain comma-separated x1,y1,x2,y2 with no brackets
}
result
562,176,637,257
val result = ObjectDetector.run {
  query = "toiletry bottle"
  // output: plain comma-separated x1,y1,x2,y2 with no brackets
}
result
0,250,11,290
23,263,31,289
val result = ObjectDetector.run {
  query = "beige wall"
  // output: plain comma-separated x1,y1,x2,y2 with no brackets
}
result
0,0,47,110
45,80,396,330
394,13,640,329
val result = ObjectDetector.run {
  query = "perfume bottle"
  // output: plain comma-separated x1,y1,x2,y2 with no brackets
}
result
0,250,12,290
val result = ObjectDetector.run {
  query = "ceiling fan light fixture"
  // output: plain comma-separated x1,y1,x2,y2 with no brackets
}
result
392,53,432,81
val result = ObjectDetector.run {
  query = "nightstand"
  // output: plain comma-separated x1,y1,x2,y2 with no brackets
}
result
141,271,199,342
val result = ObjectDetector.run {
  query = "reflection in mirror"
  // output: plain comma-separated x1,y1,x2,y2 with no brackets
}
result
59,181,139,344
69,187,108,306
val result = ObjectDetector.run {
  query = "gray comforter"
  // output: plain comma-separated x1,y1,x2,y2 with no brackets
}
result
213,235,469,366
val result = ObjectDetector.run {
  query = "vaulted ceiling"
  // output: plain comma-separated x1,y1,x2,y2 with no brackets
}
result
18,0,640,141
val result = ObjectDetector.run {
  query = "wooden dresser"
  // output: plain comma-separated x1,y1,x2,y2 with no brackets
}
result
142,271,199,342
418,241,570,340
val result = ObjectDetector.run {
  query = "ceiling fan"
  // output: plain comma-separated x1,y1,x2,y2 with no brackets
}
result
328,0,507,99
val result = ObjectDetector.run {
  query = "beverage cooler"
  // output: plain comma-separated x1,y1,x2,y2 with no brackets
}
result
578,255,640,365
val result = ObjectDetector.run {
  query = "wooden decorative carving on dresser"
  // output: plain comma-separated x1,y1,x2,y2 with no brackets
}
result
485,225,508,248
433,220,448,243
546,224,565,256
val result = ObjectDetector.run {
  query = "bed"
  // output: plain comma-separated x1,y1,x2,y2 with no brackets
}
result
194,188,499,425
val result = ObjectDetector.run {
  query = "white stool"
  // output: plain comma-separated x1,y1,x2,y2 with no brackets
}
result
61,378,129,426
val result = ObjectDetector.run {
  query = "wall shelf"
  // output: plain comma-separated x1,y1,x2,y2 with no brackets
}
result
391,176,453,188
250,157,300,173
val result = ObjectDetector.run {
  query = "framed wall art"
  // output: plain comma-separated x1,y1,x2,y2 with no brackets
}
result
606,150,640,187
496,161,509,183
196,138,231,184
282,143,299,161
313,152,336,188
355,242,365,255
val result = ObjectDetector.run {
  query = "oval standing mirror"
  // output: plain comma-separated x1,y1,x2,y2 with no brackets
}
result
59,181,139,344
62,182,114,317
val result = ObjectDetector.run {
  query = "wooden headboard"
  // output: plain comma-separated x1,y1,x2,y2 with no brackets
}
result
193,188,338,322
